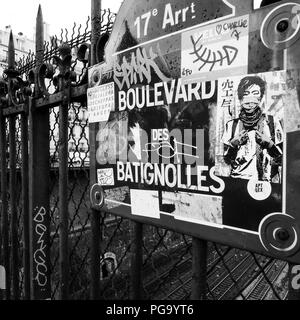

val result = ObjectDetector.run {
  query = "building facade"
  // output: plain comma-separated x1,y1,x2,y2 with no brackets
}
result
0,26,35,76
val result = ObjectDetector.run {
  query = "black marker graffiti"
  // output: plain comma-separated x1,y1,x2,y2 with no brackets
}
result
33,206,48,287
143,139,199,163
189,34,238,72
231,29,241,41
216,18,248,35
114,44,171,90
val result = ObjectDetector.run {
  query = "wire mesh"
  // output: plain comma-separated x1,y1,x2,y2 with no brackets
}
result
6,10,116,300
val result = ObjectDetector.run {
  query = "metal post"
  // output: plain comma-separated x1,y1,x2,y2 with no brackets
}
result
191,238,207,300
29,5,51,300
3,30,19,301
0,109,9,300
21,113,30,300
7,33,18,297
91,208,101,300
9,115,19,300
90,0,102,300
59,91,69,300
91,0,102,66
130,222,143,300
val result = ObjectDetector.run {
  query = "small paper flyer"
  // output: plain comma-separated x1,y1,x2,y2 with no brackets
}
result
87,82,115,123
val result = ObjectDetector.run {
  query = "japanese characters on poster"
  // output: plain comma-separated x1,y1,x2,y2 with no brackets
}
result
215,71,285,185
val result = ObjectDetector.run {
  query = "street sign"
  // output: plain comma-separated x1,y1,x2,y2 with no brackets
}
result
89,0,300,263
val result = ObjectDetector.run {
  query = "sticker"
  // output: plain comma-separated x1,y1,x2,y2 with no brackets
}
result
284,70,300,133
97,168,115,186
181,15,249,82
0,265,5,290
96,112,128,165
130,190,160,219
215,71,285,184
87,82,115,123
162,192,223,225
104,186,130,210
100,252,118,280
247,180,272,201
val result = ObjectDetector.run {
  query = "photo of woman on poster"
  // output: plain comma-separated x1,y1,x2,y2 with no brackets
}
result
220,75,283,182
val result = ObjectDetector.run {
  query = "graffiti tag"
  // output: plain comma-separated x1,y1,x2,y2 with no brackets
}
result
113,44,171,90
33,206,48,287
190,34,238,72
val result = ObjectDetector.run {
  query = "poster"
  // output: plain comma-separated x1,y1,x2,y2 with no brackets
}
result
89,0,300,262
215,71,285,184
87,82,115,123
162,192,223,225
181,15,249,82
93,69,300,232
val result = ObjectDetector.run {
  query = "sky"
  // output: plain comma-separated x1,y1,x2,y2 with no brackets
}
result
1,0,123,39
1,0,262,40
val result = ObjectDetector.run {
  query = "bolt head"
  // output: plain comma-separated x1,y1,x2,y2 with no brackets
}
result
275,228,290,242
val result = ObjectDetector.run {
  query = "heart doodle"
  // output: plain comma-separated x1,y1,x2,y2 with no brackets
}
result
216,24,223,35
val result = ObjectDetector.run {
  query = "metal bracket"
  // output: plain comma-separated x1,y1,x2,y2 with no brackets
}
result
90,184,105,210
259,213,300,257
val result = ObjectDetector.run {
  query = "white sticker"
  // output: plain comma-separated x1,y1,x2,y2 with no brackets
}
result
247,180,272,201
87,82,115,123
162,192,223,225
181,15,249,82
0,265,5,289
97,168,115,186
130,190,160,219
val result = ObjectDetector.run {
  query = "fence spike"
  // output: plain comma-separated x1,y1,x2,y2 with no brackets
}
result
8,31,15,70
36,4,44,66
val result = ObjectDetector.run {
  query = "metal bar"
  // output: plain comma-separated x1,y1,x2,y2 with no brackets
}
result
91,209,101,299
2,105,26,117
34,85,88,111
1,84,89,117
90,0,102,300
59,97,69,300
130,222,143,300
0,111,10,300
0,154,2,301
21,112,30,300
29,5,51,300
191,238,207,300
91,0,102,66
9,115,19,300
29,98,51,300
29,96,51,300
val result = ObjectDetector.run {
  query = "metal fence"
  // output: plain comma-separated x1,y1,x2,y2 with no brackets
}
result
0,1,295,300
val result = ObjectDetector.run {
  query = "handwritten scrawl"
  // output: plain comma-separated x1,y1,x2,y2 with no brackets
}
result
189,34,238,72
114,44,171,91
142,138,199,163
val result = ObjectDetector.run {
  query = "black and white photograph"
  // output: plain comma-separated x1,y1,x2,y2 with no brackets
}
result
0,0,300,308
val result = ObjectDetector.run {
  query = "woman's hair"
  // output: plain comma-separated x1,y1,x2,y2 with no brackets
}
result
237,76,266,101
